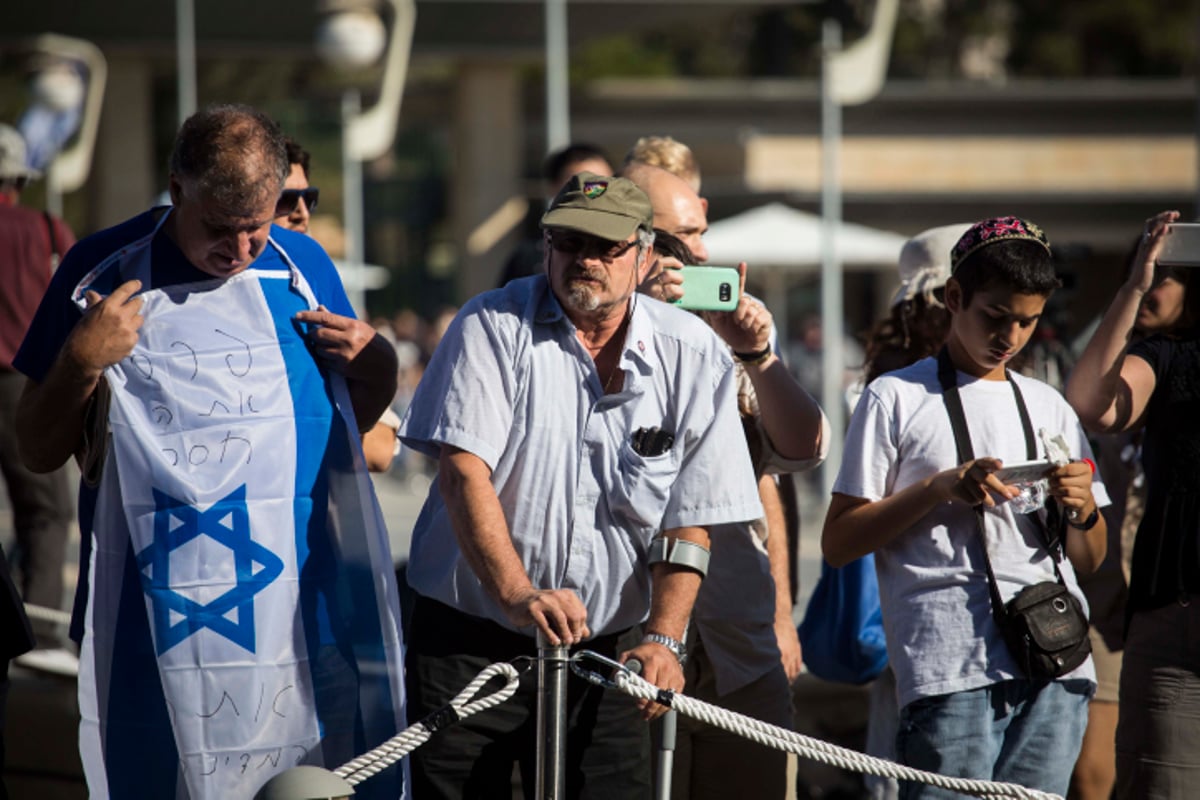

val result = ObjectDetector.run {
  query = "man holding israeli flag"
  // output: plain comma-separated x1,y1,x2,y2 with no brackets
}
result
13,105,407,799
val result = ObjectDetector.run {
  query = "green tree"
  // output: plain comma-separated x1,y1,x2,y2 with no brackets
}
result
1006,0,1197,77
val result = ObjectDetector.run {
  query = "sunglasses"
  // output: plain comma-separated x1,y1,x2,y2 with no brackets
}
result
549,231,638,262
276,187,319,216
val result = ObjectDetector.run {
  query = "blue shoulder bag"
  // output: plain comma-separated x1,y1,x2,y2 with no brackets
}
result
797,553,888,685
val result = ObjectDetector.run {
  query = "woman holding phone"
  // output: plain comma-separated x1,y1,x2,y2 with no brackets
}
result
1067,209,1200,799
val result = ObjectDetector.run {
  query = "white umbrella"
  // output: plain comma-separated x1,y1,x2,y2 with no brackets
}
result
703,202,906,271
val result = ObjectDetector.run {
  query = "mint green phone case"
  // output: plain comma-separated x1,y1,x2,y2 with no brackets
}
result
670,266,740,312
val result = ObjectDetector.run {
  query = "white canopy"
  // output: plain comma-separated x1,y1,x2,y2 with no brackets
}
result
703,202,907,271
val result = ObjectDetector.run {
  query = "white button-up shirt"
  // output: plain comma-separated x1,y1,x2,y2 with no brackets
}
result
400,275,763,637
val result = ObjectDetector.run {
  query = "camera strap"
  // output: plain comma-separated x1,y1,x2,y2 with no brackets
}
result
935,348,1069,622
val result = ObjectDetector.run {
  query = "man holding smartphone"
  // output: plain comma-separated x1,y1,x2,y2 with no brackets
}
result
625,161,828,799
400,172,763,799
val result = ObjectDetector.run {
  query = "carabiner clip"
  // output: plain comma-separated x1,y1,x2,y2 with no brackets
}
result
569,649,637,690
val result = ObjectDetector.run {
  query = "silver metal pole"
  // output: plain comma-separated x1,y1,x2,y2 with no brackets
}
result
655,709,677,800
535,630,569,800
544,0,570,152
342,88,367,317
175,0,197,125
820,18,844,500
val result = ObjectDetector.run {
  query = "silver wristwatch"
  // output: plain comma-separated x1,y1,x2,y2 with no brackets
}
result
642,632,687,664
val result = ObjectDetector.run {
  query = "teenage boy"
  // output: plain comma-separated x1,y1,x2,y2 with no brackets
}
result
822,217,1109,799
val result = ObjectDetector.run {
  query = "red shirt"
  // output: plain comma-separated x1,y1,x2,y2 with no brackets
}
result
0,194,75,370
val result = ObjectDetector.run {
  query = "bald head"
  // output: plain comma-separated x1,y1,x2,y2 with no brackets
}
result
622,163,709,264
169,104,289,215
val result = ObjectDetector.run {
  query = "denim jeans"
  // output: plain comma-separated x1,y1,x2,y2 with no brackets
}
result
896,679,1091,799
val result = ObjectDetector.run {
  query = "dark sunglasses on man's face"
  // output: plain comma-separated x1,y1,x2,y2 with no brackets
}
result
276,187,319,216
548,231,637,262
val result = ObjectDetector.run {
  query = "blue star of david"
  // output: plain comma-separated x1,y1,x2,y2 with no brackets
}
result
137,485,283,655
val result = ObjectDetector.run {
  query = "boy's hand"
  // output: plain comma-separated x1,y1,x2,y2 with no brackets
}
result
1047,461,1097,521
934,457,1017,508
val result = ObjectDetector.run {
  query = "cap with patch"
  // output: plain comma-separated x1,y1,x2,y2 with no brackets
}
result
892,223,973,308
951,216,1051,273
0,124,40,182
541,171,653,241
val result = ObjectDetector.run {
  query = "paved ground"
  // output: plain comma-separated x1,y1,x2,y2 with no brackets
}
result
0,463,868,799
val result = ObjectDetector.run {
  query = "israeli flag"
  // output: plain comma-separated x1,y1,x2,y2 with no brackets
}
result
74,217,406,799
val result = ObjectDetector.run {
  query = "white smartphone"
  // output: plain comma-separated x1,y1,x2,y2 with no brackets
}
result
992,459,1056,484
1157,222,1200,267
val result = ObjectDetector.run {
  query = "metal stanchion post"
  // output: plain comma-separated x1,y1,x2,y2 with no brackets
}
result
536,630,569,800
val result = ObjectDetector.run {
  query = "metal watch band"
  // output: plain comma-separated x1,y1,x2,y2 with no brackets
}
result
642,632,686,663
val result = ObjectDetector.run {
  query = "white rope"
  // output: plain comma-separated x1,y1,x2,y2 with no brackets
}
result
23,603,72,627
10,603,1071,800
610,668,1062,800
333,661,522,786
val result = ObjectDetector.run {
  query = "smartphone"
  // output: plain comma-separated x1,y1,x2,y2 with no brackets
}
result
1157,223,1200,267
670,266,740,312
992,459,1056,484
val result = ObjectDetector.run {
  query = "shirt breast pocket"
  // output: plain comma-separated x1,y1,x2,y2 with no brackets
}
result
609,443,680,531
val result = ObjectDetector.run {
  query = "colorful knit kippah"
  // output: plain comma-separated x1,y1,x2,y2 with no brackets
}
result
950,216,1051,273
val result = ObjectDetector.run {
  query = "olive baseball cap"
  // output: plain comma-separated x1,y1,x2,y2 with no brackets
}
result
541,171,654,241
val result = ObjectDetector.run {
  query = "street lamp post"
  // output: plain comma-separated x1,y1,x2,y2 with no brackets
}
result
316,0,416,316
544,0,570,153
342,89,366,275
818,0,898,498
176,0,197,125
819,18,844,501
28,34,107,218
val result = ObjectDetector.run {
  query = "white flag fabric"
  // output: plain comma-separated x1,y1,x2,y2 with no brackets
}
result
72,212,407,799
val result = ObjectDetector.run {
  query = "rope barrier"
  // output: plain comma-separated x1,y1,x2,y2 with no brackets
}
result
23,603,72,627
50,624,1063,800
332,661,522,786
571,651,1063,800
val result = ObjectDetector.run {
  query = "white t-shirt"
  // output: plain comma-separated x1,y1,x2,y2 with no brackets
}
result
833,357,1109,710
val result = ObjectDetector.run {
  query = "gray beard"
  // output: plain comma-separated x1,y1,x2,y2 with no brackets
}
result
564,283,601,313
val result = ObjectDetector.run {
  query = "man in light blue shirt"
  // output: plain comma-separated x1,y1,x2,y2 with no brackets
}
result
400,172,762,799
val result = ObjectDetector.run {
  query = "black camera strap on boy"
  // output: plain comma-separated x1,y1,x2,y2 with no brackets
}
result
936,348,1091,680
